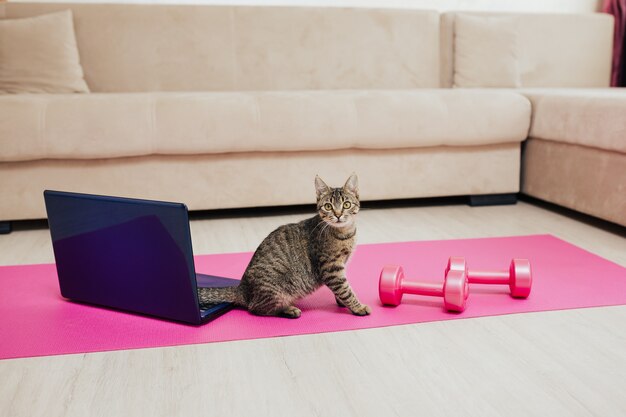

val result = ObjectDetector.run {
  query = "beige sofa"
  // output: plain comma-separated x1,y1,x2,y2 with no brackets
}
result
0,3,623,228
522,89,626,226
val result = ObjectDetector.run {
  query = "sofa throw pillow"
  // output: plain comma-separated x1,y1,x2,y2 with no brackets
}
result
453,14,521,88
0,10,90,93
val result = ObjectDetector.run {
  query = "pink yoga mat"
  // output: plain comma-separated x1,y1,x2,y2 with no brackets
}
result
1,234,625,360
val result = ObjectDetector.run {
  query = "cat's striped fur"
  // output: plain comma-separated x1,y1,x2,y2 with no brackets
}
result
197,174,371,318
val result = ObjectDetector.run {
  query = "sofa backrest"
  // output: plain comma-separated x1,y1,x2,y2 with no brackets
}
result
1,3,441,92
440,12,614,88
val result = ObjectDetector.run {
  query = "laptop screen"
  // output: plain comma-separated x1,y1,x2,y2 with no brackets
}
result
44,190,203,324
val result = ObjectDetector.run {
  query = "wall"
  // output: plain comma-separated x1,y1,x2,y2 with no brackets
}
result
8,0,604,14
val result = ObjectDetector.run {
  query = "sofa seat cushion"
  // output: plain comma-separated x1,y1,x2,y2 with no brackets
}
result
0,90,530,162
522,88,626,154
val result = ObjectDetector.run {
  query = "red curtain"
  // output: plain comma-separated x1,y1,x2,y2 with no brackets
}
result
603,0,626,86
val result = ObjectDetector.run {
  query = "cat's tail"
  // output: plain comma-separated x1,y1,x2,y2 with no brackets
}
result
198,286,245,307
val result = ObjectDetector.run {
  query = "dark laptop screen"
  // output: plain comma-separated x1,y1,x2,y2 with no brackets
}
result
44,190,202,324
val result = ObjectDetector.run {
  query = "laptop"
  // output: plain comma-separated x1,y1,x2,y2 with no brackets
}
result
43,190,240,325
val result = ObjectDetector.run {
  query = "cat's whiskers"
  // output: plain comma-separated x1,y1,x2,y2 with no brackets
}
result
317,221,331,242
311,218,327,235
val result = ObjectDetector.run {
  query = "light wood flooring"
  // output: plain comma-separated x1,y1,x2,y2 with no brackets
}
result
1,199,625,417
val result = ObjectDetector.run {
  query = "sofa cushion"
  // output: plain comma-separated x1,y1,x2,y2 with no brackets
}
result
0,90,531,162
0,10,89,94
441,12,613,88
453,14,521,88
522,89,626,153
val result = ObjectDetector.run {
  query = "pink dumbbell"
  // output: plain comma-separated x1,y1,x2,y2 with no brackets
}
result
446,257,532,298
379,259,469,312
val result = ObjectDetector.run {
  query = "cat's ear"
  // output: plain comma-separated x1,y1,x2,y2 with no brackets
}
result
315,175,331,199
343,173,359,198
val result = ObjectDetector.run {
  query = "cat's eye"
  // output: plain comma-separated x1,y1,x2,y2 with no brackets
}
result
323,203,333,211
343,202,352,209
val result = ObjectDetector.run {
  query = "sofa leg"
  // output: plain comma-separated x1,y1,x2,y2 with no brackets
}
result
0,221,12,234
468,193,517,207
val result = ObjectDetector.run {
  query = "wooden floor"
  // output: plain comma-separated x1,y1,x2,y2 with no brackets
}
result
1,199,625,417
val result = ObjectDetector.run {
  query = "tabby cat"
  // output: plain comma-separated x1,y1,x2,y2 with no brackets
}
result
198,173,371,319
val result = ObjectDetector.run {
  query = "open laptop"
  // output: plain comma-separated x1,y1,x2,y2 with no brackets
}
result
43,190,240,325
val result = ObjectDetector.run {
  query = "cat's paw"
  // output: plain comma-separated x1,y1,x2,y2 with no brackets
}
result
351,304,371,316
281,306,302,319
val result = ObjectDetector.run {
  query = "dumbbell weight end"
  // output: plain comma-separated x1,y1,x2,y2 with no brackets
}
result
509,259,532,298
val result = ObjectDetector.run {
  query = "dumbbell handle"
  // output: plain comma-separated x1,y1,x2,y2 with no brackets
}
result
466,269,510,285
401,281,444,297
